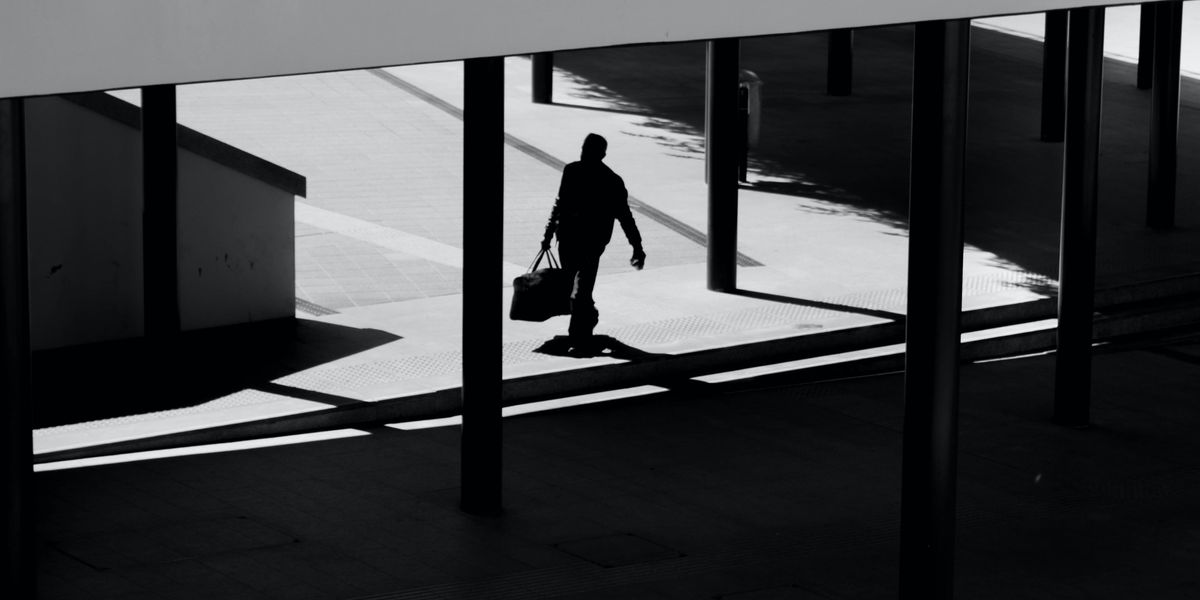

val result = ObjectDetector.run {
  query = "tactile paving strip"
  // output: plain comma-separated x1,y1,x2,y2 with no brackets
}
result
279,304,846,394
35,390,296,435
961,270,1056,297
36,269,1058,437
279,268,1056,395
276,351,465,390
295,297,339,316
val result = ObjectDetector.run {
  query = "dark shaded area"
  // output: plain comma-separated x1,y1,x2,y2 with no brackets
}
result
533,334,665,360
32,330,1200,598
31,318,399,428
252,382,366,408
554,25,1200,288
53,515,298,571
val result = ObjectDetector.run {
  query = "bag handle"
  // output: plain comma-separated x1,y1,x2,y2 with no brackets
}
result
529,247,560,271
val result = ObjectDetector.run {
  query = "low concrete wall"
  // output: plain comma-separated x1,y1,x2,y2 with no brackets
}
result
25,96,143,349
25,93,304,350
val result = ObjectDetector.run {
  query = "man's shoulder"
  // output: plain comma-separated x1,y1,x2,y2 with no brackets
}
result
591,161,622,181
565,160,623,186
602,164,625,188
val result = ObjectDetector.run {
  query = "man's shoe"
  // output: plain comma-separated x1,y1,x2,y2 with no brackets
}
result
567,335,602,357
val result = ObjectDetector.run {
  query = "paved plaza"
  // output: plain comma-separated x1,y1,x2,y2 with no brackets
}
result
39,9,1200,455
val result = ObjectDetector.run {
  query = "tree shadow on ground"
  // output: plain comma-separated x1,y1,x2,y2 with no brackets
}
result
555,31,911,228
532,334,666,361
32,318,400,428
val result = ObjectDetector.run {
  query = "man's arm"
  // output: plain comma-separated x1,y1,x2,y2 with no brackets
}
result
542,167,571,250
613,178,646,269
541,200,560,251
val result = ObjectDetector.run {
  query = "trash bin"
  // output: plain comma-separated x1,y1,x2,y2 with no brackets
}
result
738,69,762,182
738,69,762,150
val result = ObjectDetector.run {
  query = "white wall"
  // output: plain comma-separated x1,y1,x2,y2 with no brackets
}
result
24,95,297,350
178,153,295,332
25,97,144,349
1,0,1131,98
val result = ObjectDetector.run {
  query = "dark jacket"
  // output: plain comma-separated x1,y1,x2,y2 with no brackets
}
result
543,159,642,252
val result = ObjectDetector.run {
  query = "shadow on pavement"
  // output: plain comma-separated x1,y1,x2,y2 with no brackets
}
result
732,288,905,321
32,318,400,428
533,334,667,360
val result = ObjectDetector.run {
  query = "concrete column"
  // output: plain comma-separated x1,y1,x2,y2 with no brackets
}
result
1041,10,1069,142
1148,1,1182,230
141,85,180,339
532,53,553,104
1,98,34,598
706,38,740,292
827,29,854,96
1138,3,1156,90
899,20,971,600
1054,7,1106,428
460,56,505,516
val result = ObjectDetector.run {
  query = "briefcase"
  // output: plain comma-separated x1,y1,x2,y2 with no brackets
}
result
509,249,572,322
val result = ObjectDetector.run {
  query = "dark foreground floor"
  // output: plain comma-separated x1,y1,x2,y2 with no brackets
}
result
33,326,1200,600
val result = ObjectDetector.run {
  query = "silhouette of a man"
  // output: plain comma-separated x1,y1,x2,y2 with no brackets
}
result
542,133,646,353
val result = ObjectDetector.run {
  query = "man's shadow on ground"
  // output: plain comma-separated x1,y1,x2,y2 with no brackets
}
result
533,335,665,361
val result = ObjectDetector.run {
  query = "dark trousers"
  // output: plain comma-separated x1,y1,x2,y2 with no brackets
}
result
558,244,602,341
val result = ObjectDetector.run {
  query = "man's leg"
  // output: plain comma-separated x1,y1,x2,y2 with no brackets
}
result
560,246,601,345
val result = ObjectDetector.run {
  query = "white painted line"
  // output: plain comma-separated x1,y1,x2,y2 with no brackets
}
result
34,429,371,472
294,201,527,281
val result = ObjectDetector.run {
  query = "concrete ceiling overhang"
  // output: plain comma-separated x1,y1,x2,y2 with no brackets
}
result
1,0,1136,98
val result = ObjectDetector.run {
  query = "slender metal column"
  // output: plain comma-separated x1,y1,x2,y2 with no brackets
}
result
1138,3,1156,90
706,38,739,292
899,20,971,600
827,29,854,96
1041,10,1069,142
1055,8,1106,428
460,56,505,516
142,85,180,339
1,98,34,598
1148,1,1182,230
532,53,554,104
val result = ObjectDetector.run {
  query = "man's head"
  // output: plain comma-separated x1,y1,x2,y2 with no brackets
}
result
581,133,607,162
